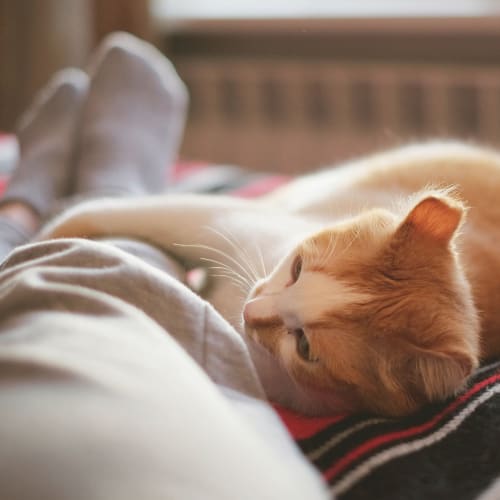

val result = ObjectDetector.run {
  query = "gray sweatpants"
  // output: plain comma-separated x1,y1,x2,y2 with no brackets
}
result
0,237,328,500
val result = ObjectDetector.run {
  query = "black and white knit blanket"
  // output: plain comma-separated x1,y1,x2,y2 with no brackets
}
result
277,360,500,499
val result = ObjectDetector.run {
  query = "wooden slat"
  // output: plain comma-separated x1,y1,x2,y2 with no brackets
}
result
0,0,91,131
91,0,152,46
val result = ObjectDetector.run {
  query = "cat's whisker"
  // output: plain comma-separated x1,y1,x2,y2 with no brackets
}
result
310,236,334,268
320,233,337,267
336,229,359,260
205,226,261,283
200,257,253,290
206,264,252,292
315,240,325,261
211,273,247,297
225,227,267,280
255,242,267,278
210,273,250,296
221,308,246,329
242,235,266,280
202,227,259,282
246,242,265,281
176,242,256,286
203,264,252,293
210,272,250,293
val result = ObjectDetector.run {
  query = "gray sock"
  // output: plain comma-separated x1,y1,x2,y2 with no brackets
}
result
72,32,188,198
1,69,89,218
0,216,32,263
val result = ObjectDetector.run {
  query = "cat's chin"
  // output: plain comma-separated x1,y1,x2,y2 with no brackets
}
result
244,333,355,416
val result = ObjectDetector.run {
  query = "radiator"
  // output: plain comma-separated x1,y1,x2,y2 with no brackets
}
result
176,58,500,173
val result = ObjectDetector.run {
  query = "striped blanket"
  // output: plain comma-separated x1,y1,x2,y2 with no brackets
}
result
276,360,500,499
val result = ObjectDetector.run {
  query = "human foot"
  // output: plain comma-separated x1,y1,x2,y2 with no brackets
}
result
1,68,89,221
0,202,39,233
0,68,88,261
72,32,188,198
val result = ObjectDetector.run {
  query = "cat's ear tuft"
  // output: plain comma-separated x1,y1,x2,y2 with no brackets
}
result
402,195,465,243
413,349,476,402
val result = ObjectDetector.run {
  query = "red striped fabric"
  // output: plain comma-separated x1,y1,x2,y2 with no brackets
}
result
274,362,500,498
323,372,500,482
273,404,347,440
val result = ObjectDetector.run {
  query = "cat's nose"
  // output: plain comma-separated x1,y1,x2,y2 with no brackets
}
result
243,300,257,325
243,296,278,328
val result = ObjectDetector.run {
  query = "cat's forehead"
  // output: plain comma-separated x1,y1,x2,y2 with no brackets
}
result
302,210,396,268
281,272,372,326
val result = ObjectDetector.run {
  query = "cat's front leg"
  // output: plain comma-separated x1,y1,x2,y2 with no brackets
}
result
37,194,271,265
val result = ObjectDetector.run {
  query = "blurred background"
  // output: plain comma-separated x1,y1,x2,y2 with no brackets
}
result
2,0,500,173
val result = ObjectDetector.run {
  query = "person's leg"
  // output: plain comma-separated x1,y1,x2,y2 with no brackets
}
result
0,35,327,499
0,237,327,500
63,32,189,279
0,33,187,276
0,69,88,259
71,31,188,199
66,32,189,274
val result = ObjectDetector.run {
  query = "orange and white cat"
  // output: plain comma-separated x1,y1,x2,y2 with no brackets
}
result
38,141,500,417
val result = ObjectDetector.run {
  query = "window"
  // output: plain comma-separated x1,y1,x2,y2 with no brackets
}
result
152,0,500,24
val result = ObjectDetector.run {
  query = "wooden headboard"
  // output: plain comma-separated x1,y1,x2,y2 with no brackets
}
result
159,16,500,173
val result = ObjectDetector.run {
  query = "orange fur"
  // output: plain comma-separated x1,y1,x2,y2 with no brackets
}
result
41,141,500,416
247,181,482,416
247,146,490,415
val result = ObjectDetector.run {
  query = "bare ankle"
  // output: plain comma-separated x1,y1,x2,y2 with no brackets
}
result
0,201,41,233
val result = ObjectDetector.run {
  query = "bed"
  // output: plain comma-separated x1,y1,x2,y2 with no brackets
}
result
1,134,500,499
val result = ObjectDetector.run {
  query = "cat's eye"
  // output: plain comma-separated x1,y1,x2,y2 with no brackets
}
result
293,328,318,362
290,255,303,284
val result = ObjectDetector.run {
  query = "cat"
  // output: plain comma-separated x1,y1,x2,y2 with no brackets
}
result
38,140,500,417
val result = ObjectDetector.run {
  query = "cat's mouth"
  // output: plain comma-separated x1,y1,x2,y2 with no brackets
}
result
243,324,259,344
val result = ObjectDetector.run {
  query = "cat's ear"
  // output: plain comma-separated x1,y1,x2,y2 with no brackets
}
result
399,195,465,244
411,347,476,402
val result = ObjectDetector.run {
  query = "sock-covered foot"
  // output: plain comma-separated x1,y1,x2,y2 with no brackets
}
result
72,32,188,198
1,68,89,218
